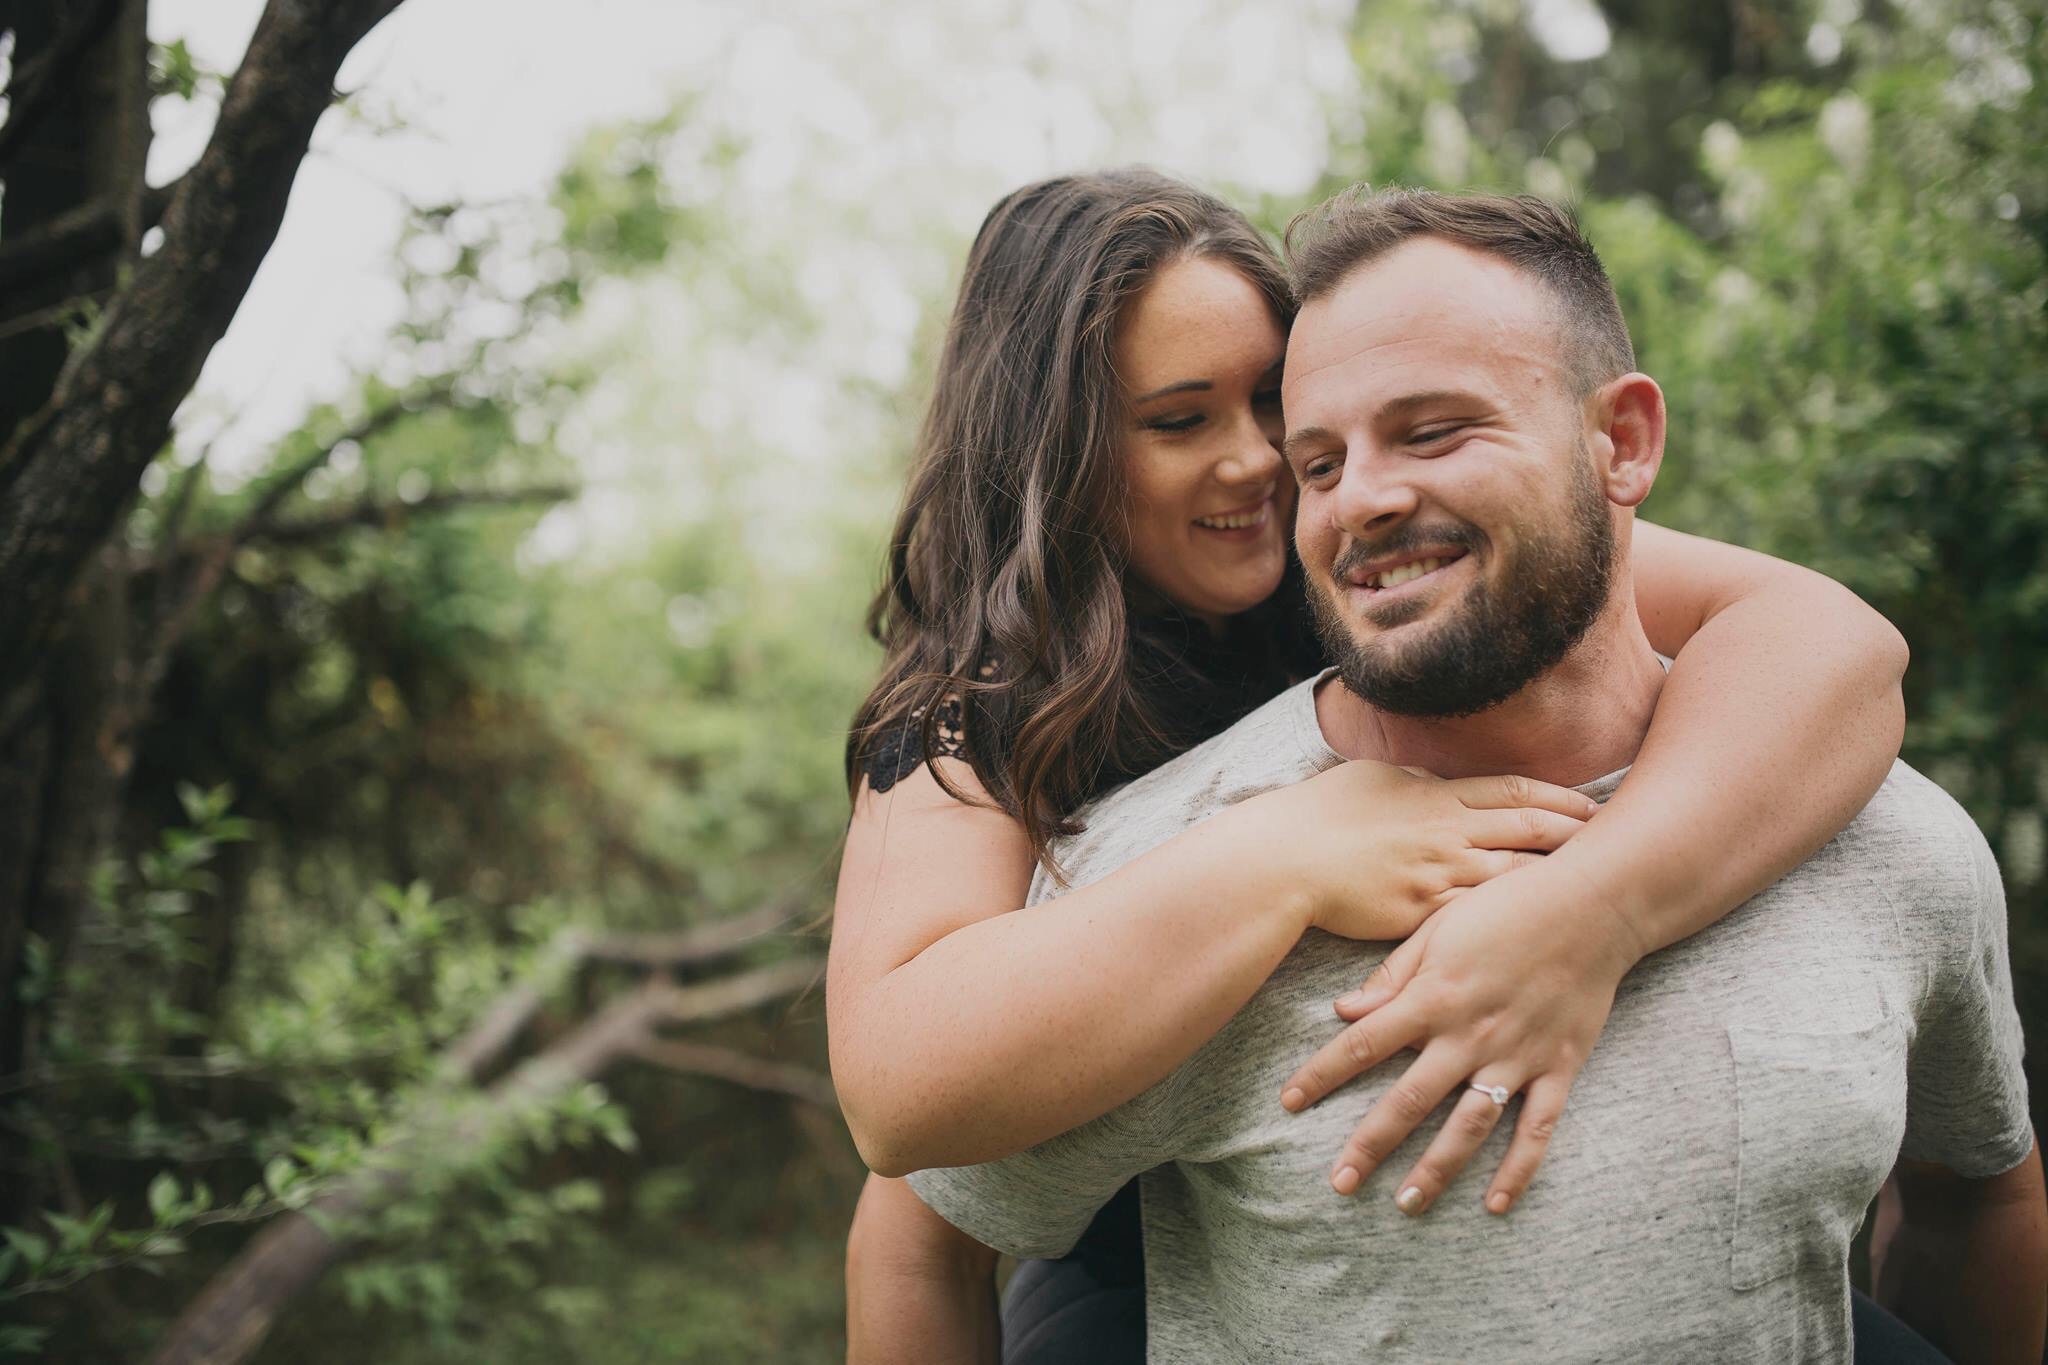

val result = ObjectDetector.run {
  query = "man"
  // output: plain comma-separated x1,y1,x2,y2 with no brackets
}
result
907,188,2046,1362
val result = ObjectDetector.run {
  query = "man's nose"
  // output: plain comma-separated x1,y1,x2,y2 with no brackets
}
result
1328,449,1420,536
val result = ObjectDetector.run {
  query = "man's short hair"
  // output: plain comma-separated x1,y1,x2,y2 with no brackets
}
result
1284,187,1636,396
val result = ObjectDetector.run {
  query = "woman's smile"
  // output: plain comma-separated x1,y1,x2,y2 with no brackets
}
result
1193,493,1277,540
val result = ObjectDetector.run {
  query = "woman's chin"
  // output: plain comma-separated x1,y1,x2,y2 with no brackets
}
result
1188,574,1288,621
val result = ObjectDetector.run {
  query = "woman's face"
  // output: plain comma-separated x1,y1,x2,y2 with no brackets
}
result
1115,255,1293,626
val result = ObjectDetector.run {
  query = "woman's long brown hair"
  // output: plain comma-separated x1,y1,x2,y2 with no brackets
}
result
847,168,1307,869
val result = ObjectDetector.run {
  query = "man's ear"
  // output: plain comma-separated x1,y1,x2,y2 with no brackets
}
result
1587,373,1665,508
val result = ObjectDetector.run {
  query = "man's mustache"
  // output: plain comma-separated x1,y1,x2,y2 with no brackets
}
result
1328,523,1487,582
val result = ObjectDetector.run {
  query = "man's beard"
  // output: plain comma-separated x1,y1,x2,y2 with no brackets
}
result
1307,452,1617,719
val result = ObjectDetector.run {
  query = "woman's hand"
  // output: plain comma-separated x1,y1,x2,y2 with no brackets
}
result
1253,762,1599,942
1277,854,1641,1214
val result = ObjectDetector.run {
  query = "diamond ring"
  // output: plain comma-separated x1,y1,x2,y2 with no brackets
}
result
1469,1082,1511,1106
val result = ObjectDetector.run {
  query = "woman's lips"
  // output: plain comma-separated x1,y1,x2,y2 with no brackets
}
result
1193,498,1272,540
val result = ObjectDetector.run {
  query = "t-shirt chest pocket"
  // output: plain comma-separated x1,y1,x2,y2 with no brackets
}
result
1725,1014,1909,1291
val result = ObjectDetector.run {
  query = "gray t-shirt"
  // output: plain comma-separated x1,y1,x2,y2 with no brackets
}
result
909,673,2033,1363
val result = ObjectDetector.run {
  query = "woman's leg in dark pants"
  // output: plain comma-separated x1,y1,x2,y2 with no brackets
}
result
1852,1289,1950,1364
1001,1181,1145,1365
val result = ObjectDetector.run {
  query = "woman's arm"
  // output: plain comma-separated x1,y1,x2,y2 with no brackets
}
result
1581,519,1908,952
828,744,1594,1176
1280,521,1909,1212
846,1173,999,1365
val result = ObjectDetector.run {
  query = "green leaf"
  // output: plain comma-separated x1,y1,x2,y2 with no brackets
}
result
0,1323,51,1356
264,1156,297,1199
0,1229,48,1272
44,1210,96,1253
148,1172,181,1223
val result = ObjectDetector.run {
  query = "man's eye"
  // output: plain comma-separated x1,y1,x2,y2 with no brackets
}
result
1412,424,1467,444
1303,458,1338,481
1146,414,1204,433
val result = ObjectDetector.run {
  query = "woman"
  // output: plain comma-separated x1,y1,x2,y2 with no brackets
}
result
829,169,1918,1361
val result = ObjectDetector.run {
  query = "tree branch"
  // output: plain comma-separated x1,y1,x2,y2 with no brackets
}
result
0,0,411,693
238,381,461,537
146,951,820,1365
631,1038,837,1110
0,0,124,170
142,176,182,233
244,482,575,549
0,198,126,303
580,901,801,969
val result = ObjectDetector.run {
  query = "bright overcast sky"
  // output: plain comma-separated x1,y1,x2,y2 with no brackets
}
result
148,0,1371,478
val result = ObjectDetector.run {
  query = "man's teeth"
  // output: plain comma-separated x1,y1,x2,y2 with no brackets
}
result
1195,507,1266,530
1368,556,1452,589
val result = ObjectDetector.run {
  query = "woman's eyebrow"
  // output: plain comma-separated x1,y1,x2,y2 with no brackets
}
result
1131,379,1213,404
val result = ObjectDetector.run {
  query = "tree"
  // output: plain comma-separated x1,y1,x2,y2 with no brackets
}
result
0,0,407,1220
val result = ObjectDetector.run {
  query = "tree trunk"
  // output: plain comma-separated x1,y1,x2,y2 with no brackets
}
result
0,0,408,1188
0,0,148,1223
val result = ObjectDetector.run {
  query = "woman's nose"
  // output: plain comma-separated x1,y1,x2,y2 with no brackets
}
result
1217,426,1284,488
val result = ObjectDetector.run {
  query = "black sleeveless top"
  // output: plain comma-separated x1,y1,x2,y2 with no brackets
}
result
861,606,1307,798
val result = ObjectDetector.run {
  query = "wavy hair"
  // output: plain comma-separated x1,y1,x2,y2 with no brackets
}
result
846,168,1315,868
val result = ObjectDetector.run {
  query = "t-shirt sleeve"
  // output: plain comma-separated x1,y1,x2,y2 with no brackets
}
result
1899,805,2034,1176
905,1101,1172,1260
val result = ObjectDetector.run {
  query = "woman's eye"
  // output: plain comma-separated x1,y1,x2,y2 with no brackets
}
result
1303,458,1338,481
1146,414,1204,433
1253,387,1283,408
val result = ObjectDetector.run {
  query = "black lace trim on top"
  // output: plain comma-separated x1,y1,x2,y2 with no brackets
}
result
863,695,969,795
863,656,999,795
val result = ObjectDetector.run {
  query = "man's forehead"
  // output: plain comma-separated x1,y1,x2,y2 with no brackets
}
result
1284,238,1557,394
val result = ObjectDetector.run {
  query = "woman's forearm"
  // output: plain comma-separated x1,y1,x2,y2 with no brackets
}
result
847,1174,1000,1365
1565,562,1907,959
837,798,1314,1176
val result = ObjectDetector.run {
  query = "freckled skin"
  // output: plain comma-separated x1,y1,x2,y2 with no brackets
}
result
1117,257,1293,625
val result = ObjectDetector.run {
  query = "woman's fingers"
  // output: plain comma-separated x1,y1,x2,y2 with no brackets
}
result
1324,1044,1466,1196
1332,920,1436,1020
1387,1076,1519,1216
1450,773,1599,820
1459,805,1585,853
1452,846,1548,889
1483,1074,1572,1214
1280,996,1429,1113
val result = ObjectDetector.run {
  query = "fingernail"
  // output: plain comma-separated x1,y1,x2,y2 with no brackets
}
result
1395,1186,1425,1215
1281,1087,1306,1112
1487,1191,1512,1215
1332,1165,1361,1196
1335,991,1375,1013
